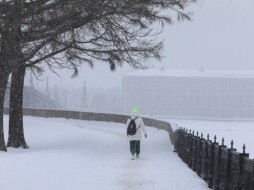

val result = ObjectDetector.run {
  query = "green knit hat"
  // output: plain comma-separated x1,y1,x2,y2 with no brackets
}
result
132,108,138,114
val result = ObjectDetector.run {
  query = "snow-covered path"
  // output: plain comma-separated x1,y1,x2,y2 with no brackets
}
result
1,116,208,190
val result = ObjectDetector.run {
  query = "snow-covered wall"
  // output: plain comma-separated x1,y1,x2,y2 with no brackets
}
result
3,107,174,143
123,71,254,120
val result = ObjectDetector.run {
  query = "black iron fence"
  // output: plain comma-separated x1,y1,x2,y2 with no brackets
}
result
174,128,254,190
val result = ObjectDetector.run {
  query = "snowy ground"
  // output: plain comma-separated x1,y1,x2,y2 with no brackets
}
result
1,116,209,190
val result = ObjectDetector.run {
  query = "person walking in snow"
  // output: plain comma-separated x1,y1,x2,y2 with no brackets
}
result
126,108,147,160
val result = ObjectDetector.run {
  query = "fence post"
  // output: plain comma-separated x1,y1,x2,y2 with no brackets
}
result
236,145,250,190
207,137,217,188
173,129,180,152
200,135,210,181
213,138,228,190
196,133,204,177
238,156,254,190
187,130,194,168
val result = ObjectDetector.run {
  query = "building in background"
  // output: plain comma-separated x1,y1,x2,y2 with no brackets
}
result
123,70,254,120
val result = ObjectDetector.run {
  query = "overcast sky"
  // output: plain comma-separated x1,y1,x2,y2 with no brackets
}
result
34,0,254,89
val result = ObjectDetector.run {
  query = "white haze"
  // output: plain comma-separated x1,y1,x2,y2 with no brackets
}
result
33,0,254,89
22,0,254,112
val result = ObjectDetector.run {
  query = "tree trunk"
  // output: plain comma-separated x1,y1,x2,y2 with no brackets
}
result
7,65,29,148
7,0,29,148
0,69,10,152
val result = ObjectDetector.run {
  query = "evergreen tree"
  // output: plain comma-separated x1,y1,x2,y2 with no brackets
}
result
0,0,195,151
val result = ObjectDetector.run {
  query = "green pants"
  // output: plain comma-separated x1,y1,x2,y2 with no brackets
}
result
130,140,140,155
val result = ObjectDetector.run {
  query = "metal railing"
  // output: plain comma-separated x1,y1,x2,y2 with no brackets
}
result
174,128,254,190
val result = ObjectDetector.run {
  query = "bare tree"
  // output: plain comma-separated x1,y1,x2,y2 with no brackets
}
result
0,0,196,151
